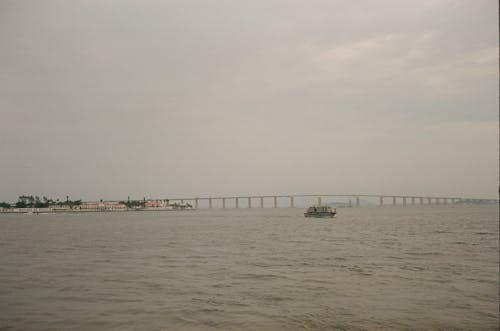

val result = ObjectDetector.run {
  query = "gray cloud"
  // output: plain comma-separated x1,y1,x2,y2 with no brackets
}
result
0,0,497,201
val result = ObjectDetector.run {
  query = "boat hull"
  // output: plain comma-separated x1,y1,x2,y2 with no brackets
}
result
304,212,336,218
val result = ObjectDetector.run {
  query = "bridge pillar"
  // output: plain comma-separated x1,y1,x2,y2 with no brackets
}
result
317,197,322,206
436,198,440,205
290,196,294,208
403,197,407,207
393,196,397,206
356,197,360,207
248,197,251,208
222,198,226,209
411,197,415,205
443,198,448,205
427,197,431,204
235,198,239,209
195,198,199,209
209,198,212,209
419,197,423,205
274,196,277,208
260,197,264,208
379,196,383,207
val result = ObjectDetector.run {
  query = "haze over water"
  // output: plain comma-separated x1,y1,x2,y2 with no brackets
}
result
0,206,498,330
0,0,497,201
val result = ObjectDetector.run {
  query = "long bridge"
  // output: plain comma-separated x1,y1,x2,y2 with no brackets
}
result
162,194,499,209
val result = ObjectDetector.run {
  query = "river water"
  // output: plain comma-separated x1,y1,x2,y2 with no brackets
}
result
0,206,498,330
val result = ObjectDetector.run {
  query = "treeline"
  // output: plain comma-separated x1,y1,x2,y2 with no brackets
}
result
0,195,82,208
120,200,145,208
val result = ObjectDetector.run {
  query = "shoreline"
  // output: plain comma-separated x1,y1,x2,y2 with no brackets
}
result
0,207,196,214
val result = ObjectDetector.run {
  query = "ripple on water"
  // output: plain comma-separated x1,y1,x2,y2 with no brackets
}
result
0,206,498,330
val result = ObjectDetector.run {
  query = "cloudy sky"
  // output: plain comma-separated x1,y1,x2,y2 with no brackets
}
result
0,0,497,201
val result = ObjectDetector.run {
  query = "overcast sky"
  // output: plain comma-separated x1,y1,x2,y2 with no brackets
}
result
0,0,498,201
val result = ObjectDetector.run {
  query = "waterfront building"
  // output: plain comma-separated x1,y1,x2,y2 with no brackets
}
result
144,200,169,208
79,201,126,211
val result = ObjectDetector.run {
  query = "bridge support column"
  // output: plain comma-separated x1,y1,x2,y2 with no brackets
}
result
236,198,239,209
403,197,406,207
356,197,360,207
443,198,448,205
248,197,251,208
393,196,397,206
436,198,440,205
427,197,432,204
290,196,294,208
274,196,277,208
411,197,415,205
180,199,184,204
419,197,423,205
195,198,199,209
209,198,212,209
317,197,322,206
260,197,264,208
222,198,226,209
379,196,383,207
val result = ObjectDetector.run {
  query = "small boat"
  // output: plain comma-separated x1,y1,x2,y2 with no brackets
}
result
304,205,337,218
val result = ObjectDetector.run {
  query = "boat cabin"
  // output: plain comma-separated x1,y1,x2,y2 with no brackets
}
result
304,205,337,218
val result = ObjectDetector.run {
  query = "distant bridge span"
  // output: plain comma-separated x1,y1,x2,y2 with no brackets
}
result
161,194,499,209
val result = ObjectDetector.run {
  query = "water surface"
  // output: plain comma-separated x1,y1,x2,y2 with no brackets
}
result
0,206,498,330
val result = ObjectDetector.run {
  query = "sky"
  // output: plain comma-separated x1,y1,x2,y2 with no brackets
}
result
0,0,498,202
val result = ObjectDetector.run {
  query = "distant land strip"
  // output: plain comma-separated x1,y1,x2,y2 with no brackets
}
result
1,194,498,213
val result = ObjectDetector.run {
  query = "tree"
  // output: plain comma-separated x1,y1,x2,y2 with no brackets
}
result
121,200,144,208
15,201,27,208
18,195,34,207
